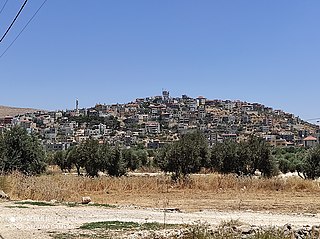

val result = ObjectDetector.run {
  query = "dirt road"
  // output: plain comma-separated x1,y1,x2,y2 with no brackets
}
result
0,200,320,238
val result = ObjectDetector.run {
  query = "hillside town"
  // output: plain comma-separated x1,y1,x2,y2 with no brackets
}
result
0,91,319,151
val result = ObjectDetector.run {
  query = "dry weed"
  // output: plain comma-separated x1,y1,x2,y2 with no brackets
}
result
2,172,320,212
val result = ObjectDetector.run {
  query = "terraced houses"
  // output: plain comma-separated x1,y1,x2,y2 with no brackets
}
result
0,91,319,151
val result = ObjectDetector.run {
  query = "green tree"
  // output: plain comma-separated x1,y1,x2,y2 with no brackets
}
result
238,141,259,175
0,126,46,175
210,141,252,176
136,149,148,167
66,146,84,176
122,148,140,171
246,136,275,177
0,133,6,174
155,131,210,181
210,136,275,177
69,115,120,129
273,147,306,176
278,158,291,174
303,145,320,179
106,146,126,177
209,142,224,172
98,142,111,172
77,139,102,177
219,141,239,174
53,150,72,172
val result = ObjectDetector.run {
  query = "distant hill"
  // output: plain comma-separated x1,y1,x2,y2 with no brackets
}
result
0,105,40,118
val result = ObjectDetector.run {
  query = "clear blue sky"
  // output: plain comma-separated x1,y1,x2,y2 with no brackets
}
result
0,1,319,121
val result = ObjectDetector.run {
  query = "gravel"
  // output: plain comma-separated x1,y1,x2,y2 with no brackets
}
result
0,200,320,238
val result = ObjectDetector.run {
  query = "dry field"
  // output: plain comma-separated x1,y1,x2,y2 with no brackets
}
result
2,173,320,214
0,105,40,118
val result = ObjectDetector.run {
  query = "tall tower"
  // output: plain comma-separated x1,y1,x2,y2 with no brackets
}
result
75,99,79,116
76,99,79,111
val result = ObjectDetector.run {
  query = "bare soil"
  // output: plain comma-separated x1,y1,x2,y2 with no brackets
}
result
93,190,320,214
3,173,320,238
0,195,320,239
0,105,40,118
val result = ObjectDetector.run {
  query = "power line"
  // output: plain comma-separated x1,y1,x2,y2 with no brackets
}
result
0,0,9,16
0,0,48,59
0,0,29,43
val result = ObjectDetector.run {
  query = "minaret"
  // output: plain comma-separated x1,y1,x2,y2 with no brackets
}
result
75,99,79,116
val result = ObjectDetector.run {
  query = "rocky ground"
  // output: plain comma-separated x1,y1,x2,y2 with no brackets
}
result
0,199,320,238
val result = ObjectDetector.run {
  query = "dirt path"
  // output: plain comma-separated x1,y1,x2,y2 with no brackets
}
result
0,201,319,239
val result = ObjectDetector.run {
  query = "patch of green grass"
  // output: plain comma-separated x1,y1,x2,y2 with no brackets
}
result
80,221,140,230
5,205,29,209
63,202,116,208
80,220,179,231
59,202,116,208
14,201,55,206
64,202,78,207
87,203,116,208
51,233,112,239
53,222,294,239
143,222,180,230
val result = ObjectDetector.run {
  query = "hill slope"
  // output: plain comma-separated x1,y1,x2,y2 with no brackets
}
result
0,105,40,118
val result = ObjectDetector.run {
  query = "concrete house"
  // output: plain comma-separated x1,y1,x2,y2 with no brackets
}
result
303,136,318,148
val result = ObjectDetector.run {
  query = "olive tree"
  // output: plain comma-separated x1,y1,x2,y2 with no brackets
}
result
155,131,210,181
0,126,46,175
210,136,276,177
77,138,102,177
303,145,320,179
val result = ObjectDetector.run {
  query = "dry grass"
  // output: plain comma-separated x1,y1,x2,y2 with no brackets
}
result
0,105,40,118
2,173,320,213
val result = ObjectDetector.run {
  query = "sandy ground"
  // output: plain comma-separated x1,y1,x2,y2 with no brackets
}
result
93,191,320,213
0,200,320,239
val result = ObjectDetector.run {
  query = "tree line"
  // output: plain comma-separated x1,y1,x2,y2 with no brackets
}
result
155,132,275,180
51,140,150,177
1,126,320,180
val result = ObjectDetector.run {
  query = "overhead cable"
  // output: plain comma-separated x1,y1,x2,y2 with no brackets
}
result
0,0,29,43
0,0,48,59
